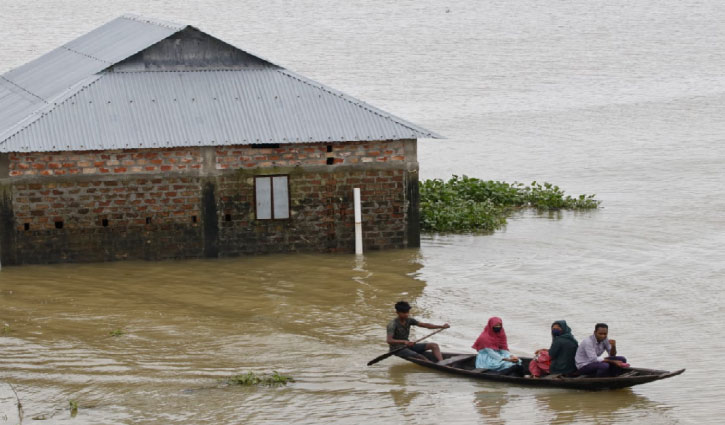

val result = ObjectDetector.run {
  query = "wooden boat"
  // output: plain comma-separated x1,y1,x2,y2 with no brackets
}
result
401,352,685,390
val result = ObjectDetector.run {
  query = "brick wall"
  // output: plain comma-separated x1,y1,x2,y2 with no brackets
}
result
7,140,409,177
0,139,418,265
216,168,407,255
12,177,201,231
8,148,203,177
214,140,406,169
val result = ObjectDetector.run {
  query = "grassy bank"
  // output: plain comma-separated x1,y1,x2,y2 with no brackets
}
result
419,175,600,232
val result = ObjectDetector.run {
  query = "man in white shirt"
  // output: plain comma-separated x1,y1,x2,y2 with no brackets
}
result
574,323,629,377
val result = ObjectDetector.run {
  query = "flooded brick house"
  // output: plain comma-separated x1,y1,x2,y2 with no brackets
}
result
0,15,439,265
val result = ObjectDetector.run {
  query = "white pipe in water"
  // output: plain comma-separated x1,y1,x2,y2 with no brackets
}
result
354,188,363,255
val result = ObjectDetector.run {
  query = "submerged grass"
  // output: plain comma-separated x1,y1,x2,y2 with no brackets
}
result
69,400,78,417
108,329,124,337
420,175,600,232
226,371,295,386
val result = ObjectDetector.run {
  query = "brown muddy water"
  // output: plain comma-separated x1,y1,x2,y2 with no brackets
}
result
2,0,725,423
0,228,720,424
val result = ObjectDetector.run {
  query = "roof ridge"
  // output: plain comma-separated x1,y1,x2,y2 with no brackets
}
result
110,68,273,73
120,14,187,31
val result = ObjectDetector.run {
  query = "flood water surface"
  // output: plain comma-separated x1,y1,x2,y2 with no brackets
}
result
0,238,722,424
0,254,431,424
0,248,708,424
2,0,725,423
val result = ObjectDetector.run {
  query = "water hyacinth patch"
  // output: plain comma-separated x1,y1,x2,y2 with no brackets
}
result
227,371,295,386
109,329,124,337
419,176,600,232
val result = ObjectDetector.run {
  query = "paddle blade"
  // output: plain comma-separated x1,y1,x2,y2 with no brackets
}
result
367,351,394,366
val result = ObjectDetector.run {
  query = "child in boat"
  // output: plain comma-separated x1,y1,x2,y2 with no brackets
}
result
472,317,524,375
528,349,550,377
575,323,629,377
386,301,449,362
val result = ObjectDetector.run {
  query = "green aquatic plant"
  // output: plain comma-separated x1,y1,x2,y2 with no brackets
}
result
227,371,295,386
69,399,78,416
522,181,600,210
420,176,600,232
1,323,11,335
108,329,124,337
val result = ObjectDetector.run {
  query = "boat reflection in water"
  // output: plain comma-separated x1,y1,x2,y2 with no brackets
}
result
473,389,511,425
534,389,677,424
470,388,677,424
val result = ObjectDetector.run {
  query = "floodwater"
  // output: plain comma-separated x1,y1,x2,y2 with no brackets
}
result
1,0,724,423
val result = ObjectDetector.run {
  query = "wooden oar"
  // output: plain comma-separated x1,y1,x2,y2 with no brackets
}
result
367,328,446,366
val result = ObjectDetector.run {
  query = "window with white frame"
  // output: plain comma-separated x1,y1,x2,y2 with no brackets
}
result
255,175,290,220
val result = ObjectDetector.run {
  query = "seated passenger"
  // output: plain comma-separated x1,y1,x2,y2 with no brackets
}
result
575,323,629,377
548,320,579,376
472,317,523,375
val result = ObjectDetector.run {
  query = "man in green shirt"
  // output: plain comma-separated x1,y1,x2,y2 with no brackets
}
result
386,301,449,362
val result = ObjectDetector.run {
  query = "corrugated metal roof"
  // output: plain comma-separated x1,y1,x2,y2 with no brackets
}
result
0,69,438,151
0,14,184,150
0,15,441,152
2,15,181,101
3,48,108,100
64,15,184,64
0,77,43,131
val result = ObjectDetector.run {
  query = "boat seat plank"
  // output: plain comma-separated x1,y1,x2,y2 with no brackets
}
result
438,354,475,366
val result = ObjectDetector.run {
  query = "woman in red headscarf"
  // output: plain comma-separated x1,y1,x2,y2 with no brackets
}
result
472,317,523,374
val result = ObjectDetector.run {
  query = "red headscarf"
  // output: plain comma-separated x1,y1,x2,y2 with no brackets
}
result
472,317,509,351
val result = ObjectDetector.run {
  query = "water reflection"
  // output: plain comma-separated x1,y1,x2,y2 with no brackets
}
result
387,364,420,417
473,389,510,425
534,389,676,424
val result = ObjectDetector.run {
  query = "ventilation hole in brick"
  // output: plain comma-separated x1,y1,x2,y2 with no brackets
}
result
146,217,151,224
192,215,197,223
326,157,335,165
225,213,232,222
55,221,63,229
327,145,333,153
23,223,30,231
251,143,280,149
102,218,109,227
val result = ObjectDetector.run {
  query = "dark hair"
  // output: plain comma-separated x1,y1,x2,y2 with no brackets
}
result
595,323,608,331
395,301,411,313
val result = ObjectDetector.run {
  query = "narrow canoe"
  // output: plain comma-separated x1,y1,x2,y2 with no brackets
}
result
400,352,685,391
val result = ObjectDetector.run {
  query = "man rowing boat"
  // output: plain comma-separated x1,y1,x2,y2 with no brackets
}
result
386,301,449,362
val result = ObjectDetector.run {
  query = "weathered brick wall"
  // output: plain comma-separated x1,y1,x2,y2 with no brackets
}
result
7,176,204,264
12,177,201,231
7,140,408,177
216,168,408,255
0,139,418,265
214,140,406,169
8,148,203,177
